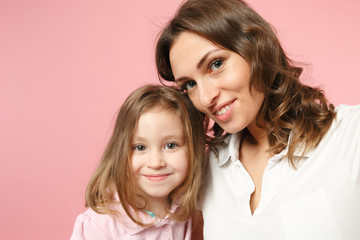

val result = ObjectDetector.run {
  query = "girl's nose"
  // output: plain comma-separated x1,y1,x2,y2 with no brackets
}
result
147,150,166,169
198,80,220,108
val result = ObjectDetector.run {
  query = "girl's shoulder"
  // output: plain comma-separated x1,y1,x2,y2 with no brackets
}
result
70,207,141,240
70,208,113,240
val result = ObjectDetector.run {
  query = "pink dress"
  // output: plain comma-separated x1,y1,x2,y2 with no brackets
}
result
70,204,192,240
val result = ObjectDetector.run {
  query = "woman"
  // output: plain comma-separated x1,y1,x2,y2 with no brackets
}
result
155,0,360,239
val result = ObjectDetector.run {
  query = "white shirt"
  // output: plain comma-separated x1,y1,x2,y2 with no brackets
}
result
202,105,360,240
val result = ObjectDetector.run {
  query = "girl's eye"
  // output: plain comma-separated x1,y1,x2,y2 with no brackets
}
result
182,81,196,92
133,145,146,151
165,142,177,150
209,59,223,72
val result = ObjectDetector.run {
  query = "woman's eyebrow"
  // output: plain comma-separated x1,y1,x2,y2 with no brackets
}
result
174,49,221,82
197,49,221,69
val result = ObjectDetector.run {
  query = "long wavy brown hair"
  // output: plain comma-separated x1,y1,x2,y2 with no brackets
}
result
156,0,336,166
85,84,207,225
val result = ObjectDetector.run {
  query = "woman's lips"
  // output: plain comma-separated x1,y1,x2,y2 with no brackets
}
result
213,101,234,122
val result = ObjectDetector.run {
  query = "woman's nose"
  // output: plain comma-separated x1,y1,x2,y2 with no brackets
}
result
147,150,166,169
198,80,219,107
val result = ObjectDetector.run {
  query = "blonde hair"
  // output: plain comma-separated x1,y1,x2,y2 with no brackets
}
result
156,0,336,166
85,84,207,225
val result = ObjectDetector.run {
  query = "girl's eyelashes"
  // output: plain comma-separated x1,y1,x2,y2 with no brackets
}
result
133,142,181,151
133,145,147,151
164,142,178,150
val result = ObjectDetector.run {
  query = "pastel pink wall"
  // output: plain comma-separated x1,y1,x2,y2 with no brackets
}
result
0,0,359,239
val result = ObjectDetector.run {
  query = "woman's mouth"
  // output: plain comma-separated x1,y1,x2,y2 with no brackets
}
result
214,102,234,122
215,105,230,116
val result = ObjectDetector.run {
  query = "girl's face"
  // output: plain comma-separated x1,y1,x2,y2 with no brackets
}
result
169,31,264,134
131,107,188,204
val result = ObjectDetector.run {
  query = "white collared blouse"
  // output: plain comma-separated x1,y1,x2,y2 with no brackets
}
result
202,105,360,240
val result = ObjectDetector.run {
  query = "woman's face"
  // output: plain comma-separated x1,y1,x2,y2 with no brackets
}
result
169,31,264,134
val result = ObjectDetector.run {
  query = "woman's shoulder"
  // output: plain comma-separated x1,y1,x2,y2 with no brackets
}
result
329,104,360,138
335,104,360,121
332,104,360,134
330,105,360,182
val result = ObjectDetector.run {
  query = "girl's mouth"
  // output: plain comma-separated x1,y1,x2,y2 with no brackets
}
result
144,174,171,182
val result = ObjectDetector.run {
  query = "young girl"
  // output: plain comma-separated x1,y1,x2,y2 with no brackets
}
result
70,84,206,240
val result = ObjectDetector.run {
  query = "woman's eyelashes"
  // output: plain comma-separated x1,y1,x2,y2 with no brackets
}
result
208,58,223,72
179,58,224,93
181,80,196,92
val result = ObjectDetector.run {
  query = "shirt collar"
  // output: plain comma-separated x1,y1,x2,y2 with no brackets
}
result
217,133,241,166
112,193,180,235
125,204,179,236
217,131,310,166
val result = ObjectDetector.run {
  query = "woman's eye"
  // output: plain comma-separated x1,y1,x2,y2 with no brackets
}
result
165,143,177,149
182,81,196,92
209,59,223,72
133,145,146,151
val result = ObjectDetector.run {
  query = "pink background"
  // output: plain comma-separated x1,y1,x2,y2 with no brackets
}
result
0,0,359,239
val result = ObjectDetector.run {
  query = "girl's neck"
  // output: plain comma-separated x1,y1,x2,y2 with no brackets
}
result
138,196,171,219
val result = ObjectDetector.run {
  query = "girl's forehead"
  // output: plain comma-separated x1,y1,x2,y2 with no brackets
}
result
144,104,178,114
134,106,186,138
139,105,183,124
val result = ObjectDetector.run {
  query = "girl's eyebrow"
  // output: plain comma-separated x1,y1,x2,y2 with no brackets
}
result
162,134,184,141
133,134,184,142
132,135,146,142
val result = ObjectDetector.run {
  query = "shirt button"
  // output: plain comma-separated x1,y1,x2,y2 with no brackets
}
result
165,224,171,231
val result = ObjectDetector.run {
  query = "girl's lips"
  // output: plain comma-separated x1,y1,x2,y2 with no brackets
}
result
213,101,234,122
144,174,171,182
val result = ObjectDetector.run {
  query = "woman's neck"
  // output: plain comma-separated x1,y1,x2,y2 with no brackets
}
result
245,120,269,149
